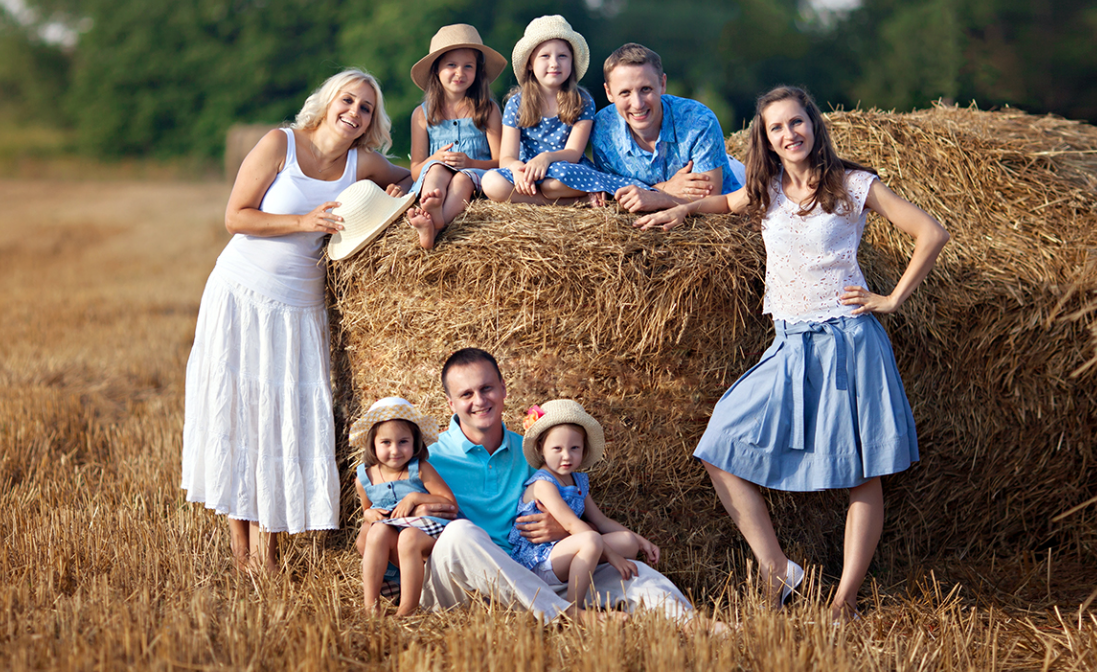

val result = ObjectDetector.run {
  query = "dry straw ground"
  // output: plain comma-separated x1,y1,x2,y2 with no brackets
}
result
2,105,1095,671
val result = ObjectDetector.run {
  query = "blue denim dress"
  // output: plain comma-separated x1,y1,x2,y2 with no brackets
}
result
508,469,590,570
410,103,493,194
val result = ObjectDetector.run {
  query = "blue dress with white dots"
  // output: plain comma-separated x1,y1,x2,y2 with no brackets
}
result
492,90,646,195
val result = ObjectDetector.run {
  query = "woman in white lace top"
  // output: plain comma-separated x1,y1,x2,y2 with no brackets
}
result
635,86,949,620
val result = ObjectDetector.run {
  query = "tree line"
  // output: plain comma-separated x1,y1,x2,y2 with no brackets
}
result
2,0,1094,161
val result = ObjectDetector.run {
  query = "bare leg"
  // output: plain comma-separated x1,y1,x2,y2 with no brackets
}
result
395,528,437,617
549,530,604,617
832,477,883,620
539,178,586,201
248,522,278,573
229,519,251,571
702,460,791,605
362,524,399,614
440,172,475,226
602,531,640,559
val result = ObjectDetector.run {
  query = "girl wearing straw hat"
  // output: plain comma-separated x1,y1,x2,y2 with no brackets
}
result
508,400,659,618
181,69,412,573
636,86,950,621
351,397,457,617
481,15,647,206
407,24,506,249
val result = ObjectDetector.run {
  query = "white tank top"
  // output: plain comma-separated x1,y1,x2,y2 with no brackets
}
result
215,128,359,306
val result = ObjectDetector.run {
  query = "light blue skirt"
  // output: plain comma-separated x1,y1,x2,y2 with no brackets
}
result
693,315,918,492
410,161,487,195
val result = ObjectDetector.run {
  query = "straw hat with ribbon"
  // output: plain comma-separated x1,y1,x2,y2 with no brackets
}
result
410,24,508,91
326,180,415,261
521,399,605,470
510,15,590,83
349,397,439,456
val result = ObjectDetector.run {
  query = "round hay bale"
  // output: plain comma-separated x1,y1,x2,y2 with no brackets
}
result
328,105,1097,598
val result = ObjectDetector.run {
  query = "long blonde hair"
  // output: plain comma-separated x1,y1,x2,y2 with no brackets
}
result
293,68,393,155
745,86,875,223
513,41,586,128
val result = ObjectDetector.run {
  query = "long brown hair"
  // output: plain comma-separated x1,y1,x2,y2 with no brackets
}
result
745,86,875,223
513,41,586,128
424,49,496,132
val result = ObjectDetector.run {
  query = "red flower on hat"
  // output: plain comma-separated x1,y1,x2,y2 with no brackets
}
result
522,405,545,431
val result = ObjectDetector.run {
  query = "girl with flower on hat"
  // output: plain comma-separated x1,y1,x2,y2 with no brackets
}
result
481,15,647,206
350,397,456,616
507,400,660,619
407,24,506,249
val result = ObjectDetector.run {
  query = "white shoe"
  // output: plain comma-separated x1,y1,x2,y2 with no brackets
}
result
780,559,804,607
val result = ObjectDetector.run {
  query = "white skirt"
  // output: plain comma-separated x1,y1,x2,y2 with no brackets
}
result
181,266,340,533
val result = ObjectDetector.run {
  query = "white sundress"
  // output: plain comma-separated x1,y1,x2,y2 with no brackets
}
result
180,128,351,533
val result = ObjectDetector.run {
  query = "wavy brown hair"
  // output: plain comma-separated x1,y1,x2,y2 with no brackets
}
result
424,49,497,132
745,86,875,223
512,41,586,128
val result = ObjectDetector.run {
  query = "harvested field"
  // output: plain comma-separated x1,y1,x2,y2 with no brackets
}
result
3,104,1096,671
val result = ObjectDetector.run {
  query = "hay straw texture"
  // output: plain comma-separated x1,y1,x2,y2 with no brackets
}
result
328,105,1097,597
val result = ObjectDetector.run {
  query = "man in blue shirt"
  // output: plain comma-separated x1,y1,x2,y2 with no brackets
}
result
592,43,744,214
413,348,694,623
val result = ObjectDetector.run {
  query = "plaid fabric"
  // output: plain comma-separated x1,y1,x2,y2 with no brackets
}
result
377,516,447,538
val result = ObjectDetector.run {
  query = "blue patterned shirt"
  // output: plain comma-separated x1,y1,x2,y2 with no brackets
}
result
428,416,532,553
593,95,740,194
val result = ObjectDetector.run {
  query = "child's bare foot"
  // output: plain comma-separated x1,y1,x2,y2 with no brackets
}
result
407,207,437,249
584,191,607,207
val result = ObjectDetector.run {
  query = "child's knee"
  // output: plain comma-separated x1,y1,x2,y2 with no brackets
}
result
451,173,475,198
574,530,604,553
426,162,453,183
397,528,431,554
481,172,510,201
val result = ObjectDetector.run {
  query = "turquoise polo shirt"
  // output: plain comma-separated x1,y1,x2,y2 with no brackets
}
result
429,416,533,553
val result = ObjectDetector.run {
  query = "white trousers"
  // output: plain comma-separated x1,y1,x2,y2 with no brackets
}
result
419,520,694,623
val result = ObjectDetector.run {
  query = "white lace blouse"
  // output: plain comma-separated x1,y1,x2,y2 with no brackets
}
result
761,169,878,323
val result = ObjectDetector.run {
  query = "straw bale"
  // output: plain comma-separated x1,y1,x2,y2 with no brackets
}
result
328,104,1097,597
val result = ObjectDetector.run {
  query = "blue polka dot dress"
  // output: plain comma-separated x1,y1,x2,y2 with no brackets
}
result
492,89,646,195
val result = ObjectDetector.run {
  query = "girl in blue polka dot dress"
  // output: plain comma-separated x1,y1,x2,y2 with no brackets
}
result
481,15,646,206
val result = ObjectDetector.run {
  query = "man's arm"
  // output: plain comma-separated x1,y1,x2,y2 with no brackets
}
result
514,500,568,544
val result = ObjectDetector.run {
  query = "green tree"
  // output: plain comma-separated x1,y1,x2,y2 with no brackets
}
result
0,9,71,123
67,0,341,158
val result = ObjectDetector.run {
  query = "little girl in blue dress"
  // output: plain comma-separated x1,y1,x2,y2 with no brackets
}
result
407,24,506,249
351,397,456,617
635,86,950,621
481,15,645,206
508,399,659,618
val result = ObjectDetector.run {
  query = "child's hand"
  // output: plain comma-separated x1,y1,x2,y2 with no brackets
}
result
604,548,638,581
523,153,552,183
513,166,540,197
635,534,660,565
427,142,456,163
441,150,470,169
362,508,390,523
390,496,418,519
633,204,688,231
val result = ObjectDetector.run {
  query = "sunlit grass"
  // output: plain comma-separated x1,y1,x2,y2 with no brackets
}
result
1,176,1094,670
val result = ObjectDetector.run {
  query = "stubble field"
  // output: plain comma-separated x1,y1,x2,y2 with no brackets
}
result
1,176,1094,670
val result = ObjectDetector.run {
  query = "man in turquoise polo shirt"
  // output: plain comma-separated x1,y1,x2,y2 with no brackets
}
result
413,348,694,622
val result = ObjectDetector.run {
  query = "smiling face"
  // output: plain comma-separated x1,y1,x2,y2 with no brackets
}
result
444,360,506,446
528,39,573,90
372,419,415,475
604,62,666,145
324,80,375,140
762,98,815,168
436,48,479,97
539,424,586,481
